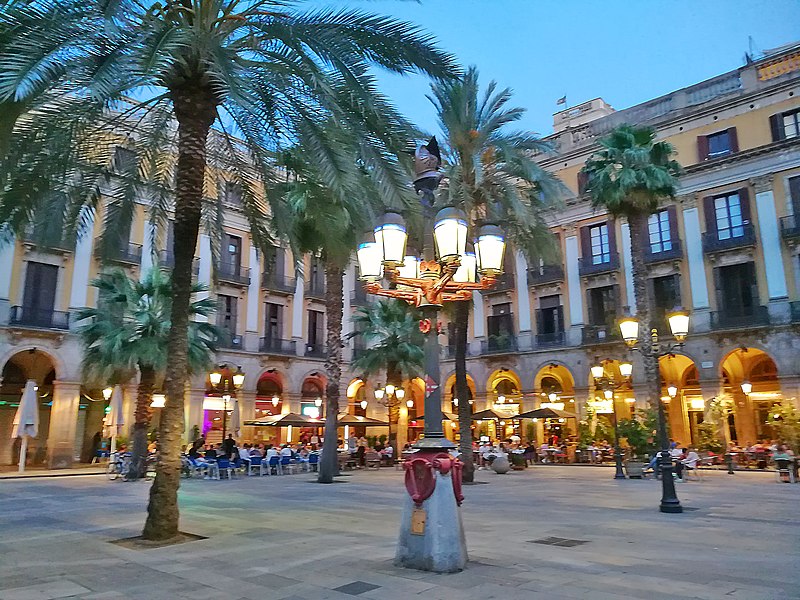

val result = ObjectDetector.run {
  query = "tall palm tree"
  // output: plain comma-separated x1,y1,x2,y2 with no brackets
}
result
350,298,424,453
581,125,681,426
3,1,457,539
77,268,218,479
280,117,416,483
428,66,564,481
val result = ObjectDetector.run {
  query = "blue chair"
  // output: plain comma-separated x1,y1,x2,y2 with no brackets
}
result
279,455,295,474
308,453,320,472
216,458,236,479
248,455,262,476
266,455,281,475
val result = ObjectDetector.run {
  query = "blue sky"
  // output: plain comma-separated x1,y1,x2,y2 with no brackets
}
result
310,0,800,136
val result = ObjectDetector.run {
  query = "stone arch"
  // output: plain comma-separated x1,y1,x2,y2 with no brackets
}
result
296,368,327,395
0,346,62,382
443,372,476,413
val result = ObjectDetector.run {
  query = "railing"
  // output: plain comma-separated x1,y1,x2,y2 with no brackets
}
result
578,252,620,277
444,344,476,359
305,280,326,299
780,215,800,240
701,223,756,253
480,335,518,355
581,325,620,345
710,306,770,330
9,306,70,330
350,288,369,306
158,251,200,274
216,330,243,349
791,301,800,323
535,331,566,348
21,231,74,253
644,239,684,264
305,343,326,358
527,265,564,286
261,273,296,294
259,337,296,355
218,263,251,286
96,242,143,265
484,272,515,294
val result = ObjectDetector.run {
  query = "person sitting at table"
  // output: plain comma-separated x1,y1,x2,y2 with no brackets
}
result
279,444,294,458
250,444,264,458
679,447,700,480
204,445,218,461
380,444,394,465
538,442,550,463
238,444,252,468
265,444,279,460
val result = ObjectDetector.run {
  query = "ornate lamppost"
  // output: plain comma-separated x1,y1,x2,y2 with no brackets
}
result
209,365,245,441
617,307,689,513
372,383,408,453
590,358,633,479
356,137,506,573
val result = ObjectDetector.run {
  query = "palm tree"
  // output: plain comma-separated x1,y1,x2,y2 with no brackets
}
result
428,66,564,481
77,268,218,479
4,1,457,539
581,125,681,425
350,298,425,453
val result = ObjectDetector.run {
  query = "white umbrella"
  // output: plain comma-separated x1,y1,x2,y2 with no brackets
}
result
104,385,125,453
11,380,39,473
229,399,241,439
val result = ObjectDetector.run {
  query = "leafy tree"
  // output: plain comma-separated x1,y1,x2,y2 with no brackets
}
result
617,417,657,458
77,268,217,479
696,422,723,453
582,125,681,451
769,400,800,453
350,298,424,453
427,66,564,481
4,0,457,539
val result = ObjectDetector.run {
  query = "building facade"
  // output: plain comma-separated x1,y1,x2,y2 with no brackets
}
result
1,44,799,468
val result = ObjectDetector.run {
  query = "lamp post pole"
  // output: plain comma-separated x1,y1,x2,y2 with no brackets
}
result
591,359,630,480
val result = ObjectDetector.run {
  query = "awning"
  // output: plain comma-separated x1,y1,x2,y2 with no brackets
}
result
515,407,577,420
244,412,319,427
471,408,518,421
336,414,389,427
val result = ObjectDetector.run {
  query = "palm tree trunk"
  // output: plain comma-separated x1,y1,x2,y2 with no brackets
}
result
318,260,343,483
386,361,401,454
627,214,662,442
128,365,156,481
454,300,475,482
142,84,216,540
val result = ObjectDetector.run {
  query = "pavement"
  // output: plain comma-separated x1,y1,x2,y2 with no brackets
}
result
0,466,797,600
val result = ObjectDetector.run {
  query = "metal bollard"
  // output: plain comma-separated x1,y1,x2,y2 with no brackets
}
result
725,452,735,474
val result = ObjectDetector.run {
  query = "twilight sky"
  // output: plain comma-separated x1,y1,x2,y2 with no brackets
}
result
309,0,800,136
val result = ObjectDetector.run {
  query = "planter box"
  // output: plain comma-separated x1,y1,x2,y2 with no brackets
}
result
625,461,646,479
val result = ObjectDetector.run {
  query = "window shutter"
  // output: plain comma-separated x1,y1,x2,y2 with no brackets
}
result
702,196,717,234
607,220,618,255
579,226,591,260
556,305,564,332
727,127,739,153
738,188,752,224
535,309,543,335
769,113,784,142
712,267,724,312
577,171,589,195
789,176,800,215
666,206,679,242
697,135,710,162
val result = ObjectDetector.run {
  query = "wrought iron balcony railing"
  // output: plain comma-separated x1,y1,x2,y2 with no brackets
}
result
578,252,620,277
535,331,566,348
305,280,326,299
218,263,251,286
581,324,621,345
480,335,518,355
780,215,800,241
216,330,243,349
527,265,564,286
96,242,143,266
702,223,756,254
9,306,70,330
157,251,200,274
483,272,516,294
305,342,326,358
259,337,296,355
261,273,296,294
644,239,684,264
710,305,770,330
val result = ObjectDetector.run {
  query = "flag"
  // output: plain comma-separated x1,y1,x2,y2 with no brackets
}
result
556,95,567,106
424,375,439,397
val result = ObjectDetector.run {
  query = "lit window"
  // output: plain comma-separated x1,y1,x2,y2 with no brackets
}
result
714,193,744,240
590,224,610,265
783,111,800,139
648,210,672,253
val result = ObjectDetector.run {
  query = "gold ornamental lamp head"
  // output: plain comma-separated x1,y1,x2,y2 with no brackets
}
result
374,388,385,400
434,207,468,263
474,224,505,276
603,388,614,400
232,366,245,389
740,381,752,396
619,360,633,379
397,255,420,279
395,388,406,400
667,384,678,398
374,212,408,269
209,368,223,387
590,360,605,381
453,243,477,283
666,307,690,342
618,313,639,348
314,397,323,407
356,234,383,282
102,387,113,401
406,399,414,408
271,395,280,406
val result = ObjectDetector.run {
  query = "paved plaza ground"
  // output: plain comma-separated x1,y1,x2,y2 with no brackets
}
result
0,466,798,600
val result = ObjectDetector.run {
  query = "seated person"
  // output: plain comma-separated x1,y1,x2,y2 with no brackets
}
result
238,444,253,466
279,444,294,458
265,445,279,459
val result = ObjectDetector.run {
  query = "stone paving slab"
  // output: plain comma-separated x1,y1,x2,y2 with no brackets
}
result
0,467,798,600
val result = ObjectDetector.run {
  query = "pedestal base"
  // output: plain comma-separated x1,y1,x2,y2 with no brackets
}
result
395,470,467,573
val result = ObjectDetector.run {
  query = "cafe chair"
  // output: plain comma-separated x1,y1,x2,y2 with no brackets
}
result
774,458,795,483
248,455,263,476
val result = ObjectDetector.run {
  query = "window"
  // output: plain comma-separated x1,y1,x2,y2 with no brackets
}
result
587,285,617,327
648,210,672,253
536,294,564,341
22,262,58,326
265,302,282,341
589,224,610,265
223,234,242,271
307,309,324,346
649,275,681,328
714,193,744,240
487,303,514,346
221,180,242,205
715,262,757,317
707,130,732,157
217,294,238,335
771,109,800,141
112,146,137,174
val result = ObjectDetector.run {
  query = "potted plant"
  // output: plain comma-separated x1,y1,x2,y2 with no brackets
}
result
617,417,652,478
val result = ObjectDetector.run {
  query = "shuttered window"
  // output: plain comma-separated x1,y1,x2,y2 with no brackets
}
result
697,127,738,161
590,224,610,264
648,210,672,253
714,193,744,240
770,109,800,141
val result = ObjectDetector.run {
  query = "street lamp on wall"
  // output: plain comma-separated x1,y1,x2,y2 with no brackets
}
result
740,381,752,396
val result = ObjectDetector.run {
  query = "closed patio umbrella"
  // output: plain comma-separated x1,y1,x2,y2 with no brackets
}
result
229,399,241,439
11,380,39,473
104,385,125,454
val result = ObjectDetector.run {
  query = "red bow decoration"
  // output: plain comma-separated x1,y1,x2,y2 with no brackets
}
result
419,318,431,334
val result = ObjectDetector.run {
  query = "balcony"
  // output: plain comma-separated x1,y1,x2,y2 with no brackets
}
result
710,306,770,330
578,253,620,277
96,242,143,266
535,331,566,348
157,251,200,275
261,273,296,294
305,342,326,358
780,215,800,242
9,306,70,330
217,330,243,349
644,239,683,264
218,263,251,286
484,272,516,294
480,334,518,355
581,324,620,345
350,288,369,307
20,231,74,254
527,265,564,287
305,280,326,300
259,337,296,356
702,223,756,254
